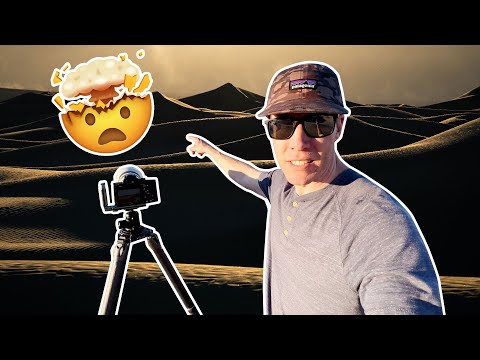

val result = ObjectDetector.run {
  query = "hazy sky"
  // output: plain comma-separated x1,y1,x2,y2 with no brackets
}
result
1,45,479,106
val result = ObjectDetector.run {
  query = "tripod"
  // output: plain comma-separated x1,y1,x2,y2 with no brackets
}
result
98,209,202,315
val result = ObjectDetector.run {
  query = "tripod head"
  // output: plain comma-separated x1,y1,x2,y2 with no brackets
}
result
99,164,160,214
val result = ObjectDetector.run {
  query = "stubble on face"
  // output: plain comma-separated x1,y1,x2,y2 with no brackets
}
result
270,114,347,195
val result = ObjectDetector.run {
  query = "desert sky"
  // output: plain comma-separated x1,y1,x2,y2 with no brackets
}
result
1,45,480,106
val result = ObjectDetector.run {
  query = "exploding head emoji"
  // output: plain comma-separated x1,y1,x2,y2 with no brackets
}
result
51,50,154,156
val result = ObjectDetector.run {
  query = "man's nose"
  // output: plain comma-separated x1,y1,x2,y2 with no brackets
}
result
290,123,310,150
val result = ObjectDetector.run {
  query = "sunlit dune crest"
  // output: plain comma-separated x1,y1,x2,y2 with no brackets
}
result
0,137,54,147
158,94,250,118
0,166,61,183
421,85,480,110
1,82,478,168
180,83,264,113
353,115,453,137
346,116,480,161
0,127,64,141
348,105,423,118
457,86,480,99
440,276,480,297
0,197,70,217
0,88,37,102
0,260,263,288
0,228,103,252
152,92,228,123
0,113,266,169
389,116,480,150
0,260,479,296
440,116,469,125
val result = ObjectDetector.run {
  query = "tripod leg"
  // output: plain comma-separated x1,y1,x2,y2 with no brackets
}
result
146,234,202,315
98,232,132,315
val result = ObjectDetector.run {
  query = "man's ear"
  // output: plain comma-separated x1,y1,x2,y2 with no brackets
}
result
335,115,346,139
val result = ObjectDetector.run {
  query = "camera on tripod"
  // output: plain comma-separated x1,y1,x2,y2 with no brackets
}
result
98,164,160,214
97,164,201,315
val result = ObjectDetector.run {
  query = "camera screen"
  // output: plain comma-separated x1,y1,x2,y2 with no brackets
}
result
116,187,144,207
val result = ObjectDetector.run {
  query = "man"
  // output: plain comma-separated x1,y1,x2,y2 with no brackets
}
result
186,61,445,315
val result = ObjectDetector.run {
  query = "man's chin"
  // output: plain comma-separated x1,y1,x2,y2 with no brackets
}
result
283,173,311,186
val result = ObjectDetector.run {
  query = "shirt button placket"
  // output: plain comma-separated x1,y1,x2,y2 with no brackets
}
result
284,201,299,238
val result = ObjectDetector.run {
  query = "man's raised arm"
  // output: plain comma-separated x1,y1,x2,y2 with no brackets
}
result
186,133,268,195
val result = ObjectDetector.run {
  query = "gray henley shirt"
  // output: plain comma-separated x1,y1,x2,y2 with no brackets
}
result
243,167,444,315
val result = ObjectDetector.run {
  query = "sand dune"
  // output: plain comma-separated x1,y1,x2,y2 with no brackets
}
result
0,162,270,267
0,87,39,102
0,113,444,167
0,92,57,129
0,196,70,214
347,116,480,160
423,95,480,111
351,105,423,118
0,127,65,141
0,137,52,148
1,259,478,297
1,84,480,284
0,260,477,315
0,116,265,167
0,114,59,135
0,166,61,183
0,227,103,253
422,86,480,110
339,116,424,154
457,86,480,99
152,92,231,123
180,83,264,112
346,100,364,107
382,105,480,117
354,115,453,136
412,112,480,123
440,116,469,125
0,260,264,287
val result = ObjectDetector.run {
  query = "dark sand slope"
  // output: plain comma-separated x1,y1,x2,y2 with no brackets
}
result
0,111,432,167
344,118,480,276
0,137,53,150
0,116,265,167
1,108,479,276
421,86,480,110
0,260,478,315
350,105,424,118
180,83,264,113
354,115,453,137
0,92,57,129
0,114,441,168
0,114,60,135
339,116,424,154
0,163,270,267
152,92,235,123
382,106,480,117
0,87,40,102
1,85,480,316
0,127,65,141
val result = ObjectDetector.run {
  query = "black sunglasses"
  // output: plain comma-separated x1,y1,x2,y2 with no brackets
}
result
265,114,338,140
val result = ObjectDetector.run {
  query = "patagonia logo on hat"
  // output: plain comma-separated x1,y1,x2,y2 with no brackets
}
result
290,79,318,90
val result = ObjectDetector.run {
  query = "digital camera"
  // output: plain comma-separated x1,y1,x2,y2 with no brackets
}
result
99,164,160,213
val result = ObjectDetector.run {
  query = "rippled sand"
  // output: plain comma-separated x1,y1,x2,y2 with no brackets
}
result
0,260,263,288
1,260,478,296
